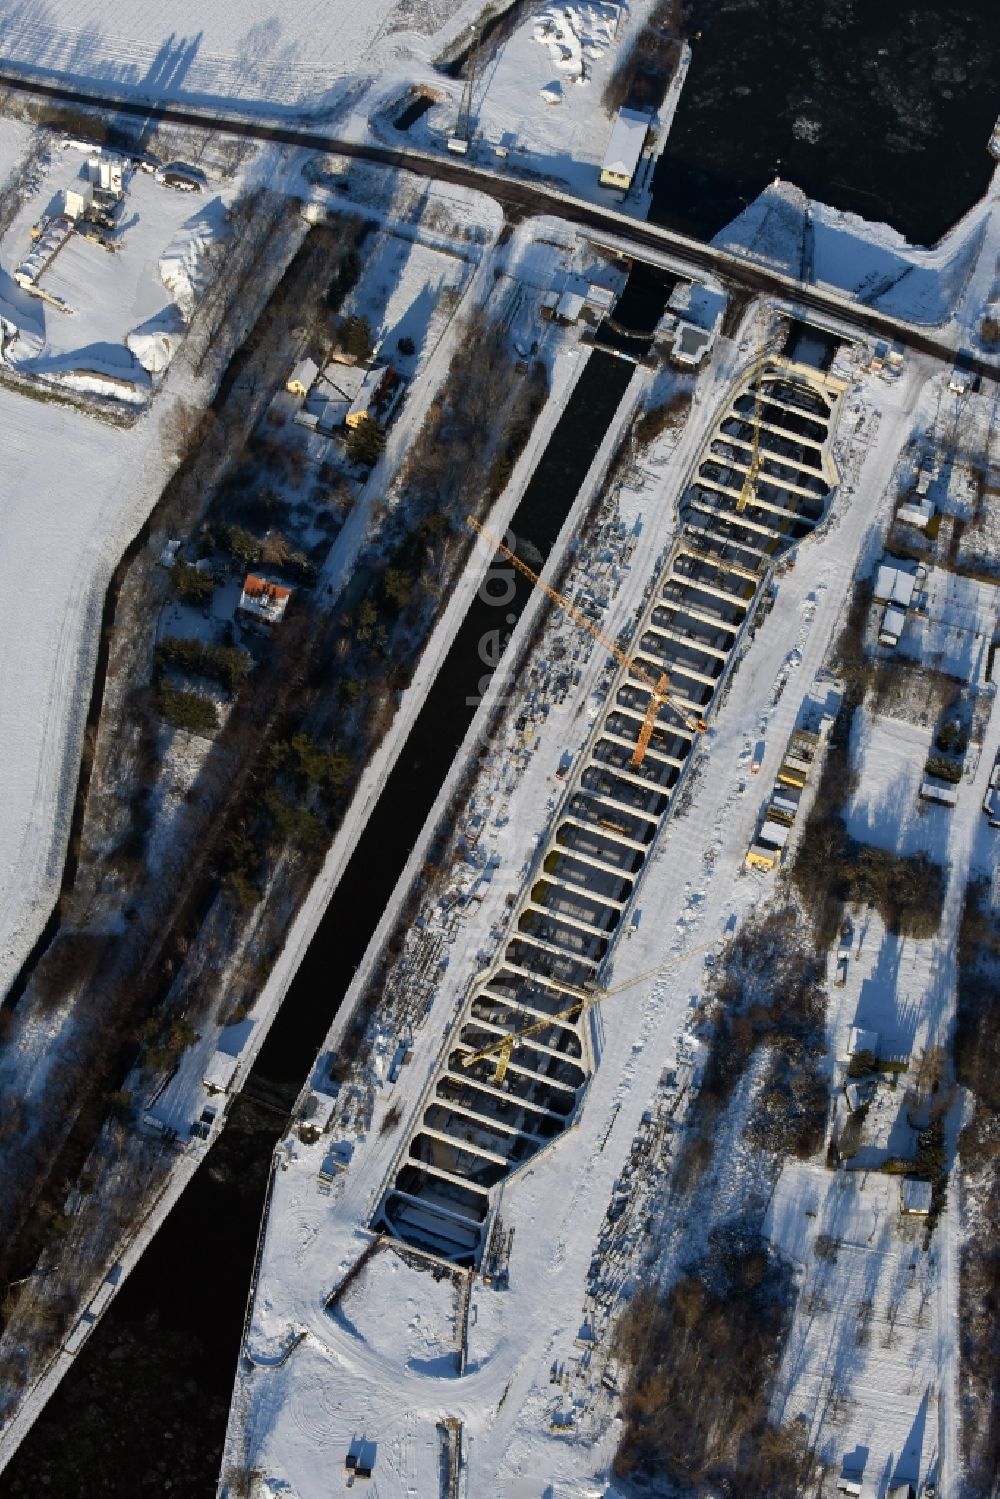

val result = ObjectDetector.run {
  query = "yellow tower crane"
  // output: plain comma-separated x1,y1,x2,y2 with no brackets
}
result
736,307,774,515
459,942,715,1084
467,516,707,767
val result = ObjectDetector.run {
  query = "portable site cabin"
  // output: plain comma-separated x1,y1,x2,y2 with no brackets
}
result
599,108,648,190
873,561,917,609
920,777,958,807
768,790,800,825
746,841,781,871
777,756,811,790
746,819,788,870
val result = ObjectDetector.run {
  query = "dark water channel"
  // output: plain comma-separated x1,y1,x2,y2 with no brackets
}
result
652,0,999,245
0,350,635,1498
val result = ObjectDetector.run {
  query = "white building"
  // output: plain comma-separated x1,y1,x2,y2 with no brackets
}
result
873,560,917,608
896,495,934,530
63,182,93,220
672,322,715,367
599,108,648,190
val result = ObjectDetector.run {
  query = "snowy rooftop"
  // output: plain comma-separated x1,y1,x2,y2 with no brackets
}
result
873,562,917,608
600,107,649,182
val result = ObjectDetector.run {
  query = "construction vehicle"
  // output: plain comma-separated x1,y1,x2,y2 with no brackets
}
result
467,516,707,765
459,942,715,1084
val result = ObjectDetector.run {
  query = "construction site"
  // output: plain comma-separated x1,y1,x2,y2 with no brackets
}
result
373,341,845,1266
207,262,966,1499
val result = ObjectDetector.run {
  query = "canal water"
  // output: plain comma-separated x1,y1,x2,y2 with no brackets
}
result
652,0,999,246
0,349,636,1499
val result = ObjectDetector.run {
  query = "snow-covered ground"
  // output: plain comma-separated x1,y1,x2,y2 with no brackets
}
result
386,0,685,209
0,120,247,995
0,139,233,397
768,682,1000,1498
714,166,1000,331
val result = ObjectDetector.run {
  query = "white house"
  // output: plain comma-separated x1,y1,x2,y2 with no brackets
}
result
286,357,319,398
239,574,293,627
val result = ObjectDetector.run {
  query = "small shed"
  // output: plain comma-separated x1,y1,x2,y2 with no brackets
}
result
585,283,617,314
848,1026,879,1057
555,287,586,324
599,108,648,190
897,495,934,530
286,357,319,398
239,574,293,627
900,1178,933,1215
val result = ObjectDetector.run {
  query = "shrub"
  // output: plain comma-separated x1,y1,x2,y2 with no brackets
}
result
172,560,213,607
936,720,968,754
224,524,261,565
925,754,963,783
612,1250,809,1493
345,417,384,467
158,684,220,735
156,636,251,693
338,313,373,361
634,390,692,446
382,567,414,610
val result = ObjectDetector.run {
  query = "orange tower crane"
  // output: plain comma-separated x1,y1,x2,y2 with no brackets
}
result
467,516,707,767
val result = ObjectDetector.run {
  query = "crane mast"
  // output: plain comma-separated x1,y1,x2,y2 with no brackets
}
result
736,307,773,515
466,516,707,764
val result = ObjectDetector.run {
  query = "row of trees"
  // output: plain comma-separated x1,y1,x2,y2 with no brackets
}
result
955,878,1000,1491
157,635,251,692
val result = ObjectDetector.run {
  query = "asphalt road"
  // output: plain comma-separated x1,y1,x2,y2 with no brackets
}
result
1,65,997,380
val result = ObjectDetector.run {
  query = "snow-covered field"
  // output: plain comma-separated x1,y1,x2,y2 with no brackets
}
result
714,168,1000,329
0,0,415,109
